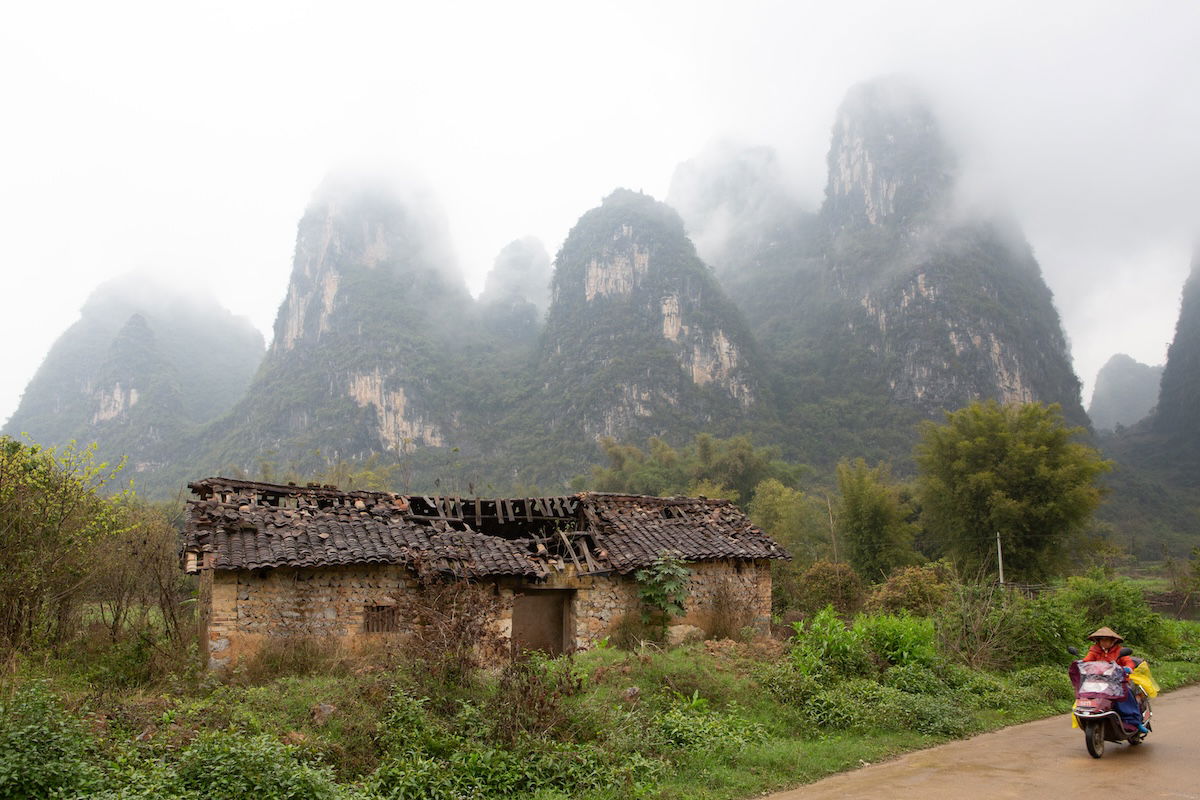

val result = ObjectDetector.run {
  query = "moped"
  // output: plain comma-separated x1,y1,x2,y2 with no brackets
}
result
1067,645,1153,758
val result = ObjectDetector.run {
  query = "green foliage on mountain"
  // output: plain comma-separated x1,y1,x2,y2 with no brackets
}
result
1155,253,1200,443
1090,253,1200,558
2,275,263,478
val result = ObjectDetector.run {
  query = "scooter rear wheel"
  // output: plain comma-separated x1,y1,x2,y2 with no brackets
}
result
1085,721,1105,758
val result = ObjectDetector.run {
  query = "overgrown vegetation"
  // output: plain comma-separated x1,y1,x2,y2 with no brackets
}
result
7,558,1200,799
3,416,1199,798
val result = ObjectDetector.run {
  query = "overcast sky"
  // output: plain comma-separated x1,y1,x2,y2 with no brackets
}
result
3,0,1198,428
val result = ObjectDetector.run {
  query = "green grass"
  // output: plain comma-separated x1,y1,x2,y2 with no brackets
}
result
6,620,1200,799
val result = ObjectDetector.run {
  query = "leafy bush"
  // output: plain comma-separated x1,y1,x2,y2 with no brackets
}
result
490,654,586,744
1002,592,1084,667
655,696,765,751
894,692,975,737
799,679,907,730
1057,573,1177,654
0,682,98,799
752,660,819,704
793,561,865,615
1009,666,1073,707
790,606,869,677
867,563,954,615
634,552,690,625
175,731,342,800
853,612,937,667
882,662,947,695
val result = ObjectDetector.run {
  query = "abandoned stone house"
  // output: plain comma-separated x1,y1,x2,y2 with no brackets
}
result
182,477,788,669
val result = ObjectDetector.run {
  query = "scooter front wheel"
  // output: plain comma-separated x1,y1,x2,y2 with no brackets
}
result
1084,721,1105,758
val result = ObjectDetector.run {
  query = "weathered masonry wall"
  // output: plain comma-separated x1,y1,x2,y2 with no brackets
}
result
204,558,773,669
206,565,425,669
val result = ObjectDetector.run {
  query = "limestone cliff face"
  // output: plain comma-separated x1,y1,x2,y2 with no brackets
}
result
823,77,955,229
667,76,1086,465
210,173,475,469
537,189,766,443
272,173,465,355
848,226,1082,419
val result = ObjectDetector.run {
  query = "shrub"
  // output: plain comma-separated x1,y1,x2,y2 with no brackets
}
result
798,679,905,730
1002,592,1084,667
1009,666,1074,707
793,561,864,615
655,692,765,751
634,552,690,626
894,692,975,737
934,582,1021,669
401,569,509,691
490,654,586,745
1057,573,1177,654
175,731,342,799
882,662,948,696
752,660,819,705
867,563,954,616
790,606,869,678
853,612,937,668
0,682,99,800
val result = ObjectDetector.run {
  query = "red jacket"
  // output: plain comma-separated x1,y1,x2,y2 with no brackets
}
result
1084,642,1135,669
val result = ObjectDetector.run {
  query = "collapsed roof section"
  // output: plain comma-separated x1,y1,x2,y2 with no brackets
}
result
183,477,787,580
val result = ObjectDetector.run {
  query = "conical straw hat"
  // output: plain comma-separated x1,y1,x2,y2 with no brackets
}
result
1088,626,1123,642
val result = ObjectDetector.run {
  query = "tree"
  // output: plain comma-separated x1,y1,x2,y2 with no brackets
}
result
748,478,831,609
0,437,126,649
835,459,919,582
915,401,1111,582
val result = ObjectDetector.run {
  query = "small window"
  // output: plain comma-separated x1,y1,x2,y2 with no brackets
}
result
364,605,401,633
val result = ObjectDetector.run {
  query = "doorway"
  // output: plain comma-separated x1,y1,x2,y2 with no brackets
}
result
511,589,573,656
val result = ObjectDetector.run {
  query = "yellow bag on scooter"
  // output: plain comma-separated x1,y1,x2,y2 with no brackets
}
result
1129,661,1159,698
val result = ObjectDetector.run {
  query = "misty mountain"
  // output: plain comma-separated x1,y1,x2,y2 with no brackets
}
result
2,274,263,471
6,78,1134,505
527,189,770,465
670,76,1086,462
1088,354,1162,432
1094,252,1200,556
203,172,480,475
478,236,551,344
666,142,802,281
1154,249,1200,444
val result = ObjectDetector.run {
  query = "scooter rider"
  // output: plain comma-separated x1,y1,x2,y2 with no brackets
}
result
1084,626,1148,734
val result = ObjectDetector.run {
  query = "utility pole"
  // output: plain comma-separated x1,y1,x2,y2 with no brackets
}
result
996,530,1005,586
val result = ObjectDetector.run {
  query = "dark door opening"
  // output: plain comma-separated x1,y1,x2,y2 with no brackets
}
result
511,590,573,656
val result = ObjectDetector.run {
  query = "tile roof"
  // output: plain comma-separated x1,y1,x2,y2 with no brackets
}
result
183,477,787,577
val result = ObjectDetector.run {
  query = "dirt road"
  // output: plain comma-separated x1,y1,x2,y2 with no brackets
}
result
766,684,1200,799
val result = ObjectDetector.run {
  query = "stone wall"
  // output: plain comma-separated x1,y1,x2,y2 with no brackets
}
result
205,565,425,669
203,558,773,669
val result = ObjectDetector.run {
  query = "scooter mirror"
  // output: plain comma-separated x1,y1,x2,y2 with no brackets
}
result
1120,647,1132,657
1067,646,1080,656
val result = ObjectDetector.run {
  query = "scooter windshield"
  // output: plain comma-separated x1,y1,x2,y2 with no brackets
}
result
1070,660,1126,699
